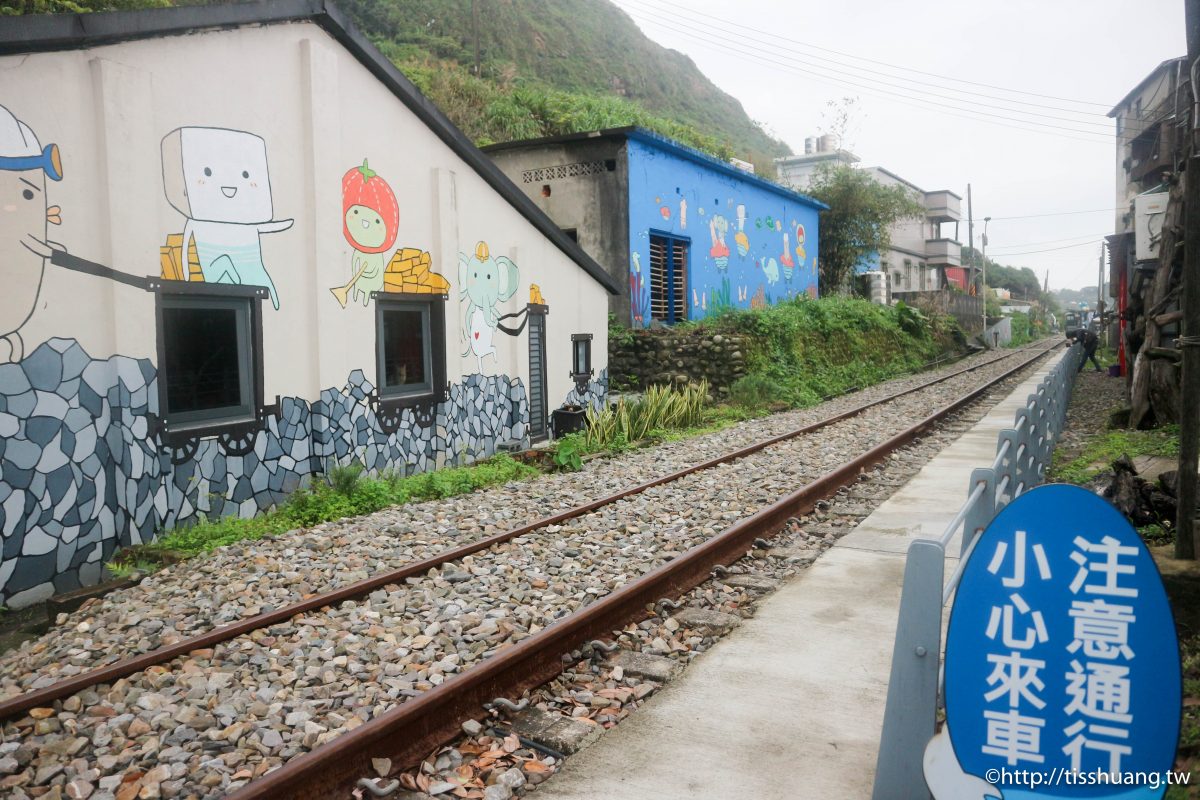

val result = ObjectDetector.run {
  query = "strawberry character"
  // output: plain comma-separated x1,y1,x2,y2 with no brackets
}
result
331,159,399,307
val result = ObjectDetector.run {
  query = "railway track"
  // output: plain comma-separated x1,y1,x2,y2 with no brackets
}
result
0,340,1061,800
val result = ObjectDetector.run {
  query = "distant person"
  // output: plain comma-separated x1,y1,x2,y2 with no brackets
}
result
1075,328,1101,373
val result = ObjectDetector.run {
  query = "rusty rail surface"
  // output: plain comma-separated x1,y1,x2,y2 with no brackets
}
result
224,341,1059,800
0,342,1053,722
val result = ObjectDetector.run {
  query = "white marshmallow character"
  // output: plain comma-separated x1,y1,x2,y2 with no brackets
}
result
161,127,293,309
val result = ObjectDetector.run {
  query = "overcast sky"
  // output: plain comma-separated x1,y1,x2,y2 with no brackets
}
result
610,0,1186,293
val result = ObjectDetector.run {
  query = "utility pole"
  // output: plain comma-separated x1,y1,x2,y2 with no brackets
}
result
982,216,991,340
968,184,979,336
1178,0,1200,560
472,0,481,76
1098,243,1106,345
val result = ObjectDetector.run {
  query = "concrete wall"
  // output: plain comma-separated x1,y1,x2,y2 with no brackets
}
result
626,138,821,326
1111,61,1182,234
485,139,631,322
0,20,610,606
985,316,1013,348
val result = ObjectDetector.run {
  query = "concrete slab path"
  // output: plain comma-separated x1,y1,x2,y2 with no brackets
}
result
533,348,1070,800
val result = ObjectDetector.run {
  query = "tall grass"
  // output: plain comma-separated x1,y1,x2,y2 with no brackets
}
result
711,296,957,409
583,382,708,451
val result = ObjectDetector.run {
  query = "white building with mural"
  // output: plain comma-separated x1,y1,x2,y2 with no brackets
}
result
0,1,618,607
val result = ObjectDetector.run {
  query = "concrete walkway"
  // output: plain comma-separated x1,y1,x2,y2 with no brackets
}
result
534,348,1069,800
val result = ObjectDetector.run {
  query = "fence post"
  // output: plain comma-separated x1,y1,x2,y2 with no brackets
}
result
1014,410,1033,497
962,468,995,558
996,429,1019,508
1026,393,1049,483
872,539,945,800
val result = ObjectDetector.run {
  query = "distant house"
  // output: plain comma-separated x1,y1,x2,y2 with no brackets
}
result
1105,56,1188,398
776,138,964,295
1108,57,1187,237
484,128,826,327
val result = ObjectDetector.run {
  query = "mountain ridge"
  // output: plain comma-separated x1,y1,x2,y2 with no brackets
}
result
337,0,792,171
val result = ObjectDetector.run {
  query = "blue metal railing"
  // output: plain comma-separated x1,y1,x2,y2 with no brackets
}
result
871,343,1083,799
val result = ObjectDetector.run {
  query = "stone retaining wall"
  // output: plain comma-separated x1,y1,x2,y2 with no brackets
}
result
607,330,750,396
0,338,585,608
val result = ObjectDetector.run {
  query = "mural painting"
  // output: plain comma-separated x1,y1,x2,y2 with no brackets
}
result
708,213,729,272
629,250,650,326
329,159,448,308
734,204,749,258
0,104,63,363
161,127,293,309
333,158,398,306
626,140,820,328
780,232,795,282
459,240,530,374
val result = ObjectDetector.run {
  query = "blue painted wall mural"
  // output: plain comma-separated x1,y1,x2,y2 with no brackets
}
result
625,136,822,327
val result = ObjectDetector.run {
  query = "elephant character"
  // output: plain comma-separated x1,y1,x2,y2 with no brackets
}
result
459,240,520,374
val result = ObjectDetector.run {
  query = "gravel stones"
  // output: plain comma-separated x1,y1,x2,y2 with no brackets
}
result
0,346,1053,799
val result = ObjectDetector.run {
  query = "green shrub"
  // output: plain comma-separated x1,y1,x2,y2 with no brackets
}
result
148,455,539,558
729,373,784,410
328,460,366,496
895,301,929,339
706,296,951,411
553,434,585,472
583,381,708,451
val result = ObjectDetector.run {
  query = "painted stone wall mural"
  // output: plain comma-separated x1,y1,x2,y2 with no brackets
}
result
0,104,63,363
329,159,447,307
0,336,531,608
160,127,293,309
459,240,525,374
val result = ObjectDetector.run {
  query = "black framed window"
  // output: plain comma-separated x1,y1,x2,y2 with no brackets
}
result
159,291,259,430
571,333,592,379
375,294,446,404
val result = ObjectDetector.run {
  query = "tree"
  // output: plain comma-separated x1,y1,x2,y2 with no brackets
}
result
806,163,925,292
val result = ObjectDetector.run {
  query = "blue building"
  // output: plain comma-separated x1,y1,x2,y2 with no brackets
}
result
485,128,826,327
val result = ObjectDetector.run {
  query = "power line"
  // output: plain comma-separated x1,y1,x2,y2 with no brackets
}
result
619,6,1115,130
617,8,1114,143
985,240,1103,257
617,0,1112,109
619,0,1121,126
987,208,1120,221
987,232,1112,251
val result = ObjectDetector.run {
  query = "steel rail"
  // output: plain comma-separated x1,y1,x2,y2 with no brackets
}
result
0,341,1054,722
223,341,1059,800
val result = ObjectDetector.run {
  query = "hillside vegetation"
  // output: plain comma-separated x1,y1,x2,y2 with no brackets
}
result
5,0,791,173
341,0,789,170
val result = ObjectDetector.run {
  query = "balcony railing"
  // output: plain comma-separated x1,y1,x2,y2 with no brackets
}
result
924,238,961,266
924,190,961,222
